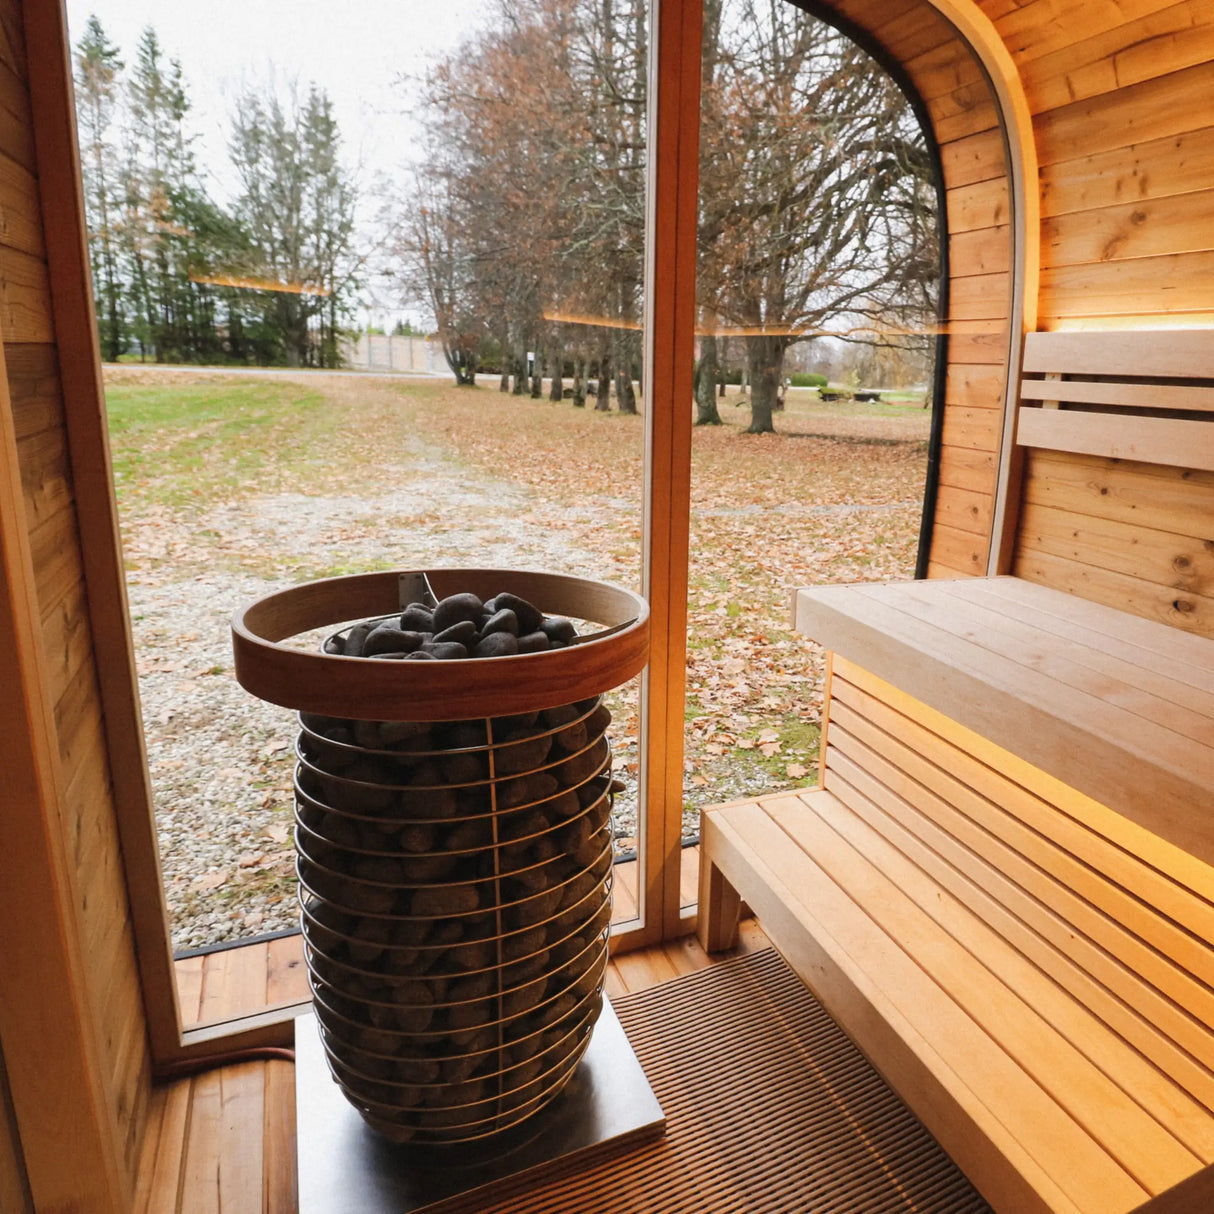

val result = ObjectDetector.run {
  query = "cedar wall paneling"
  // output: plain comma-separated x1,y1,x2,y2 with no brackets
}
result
1016,450,1214,638
817,0,1013,578
974,0,1214,630
0,0,151,1191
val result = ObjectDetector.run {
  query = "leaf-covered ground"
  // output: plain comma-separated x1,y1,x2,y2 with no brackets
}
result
104,367,927,945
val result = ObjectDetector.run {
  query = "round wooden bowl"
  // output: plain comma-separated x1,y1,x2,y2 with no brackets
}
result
231,568,649,721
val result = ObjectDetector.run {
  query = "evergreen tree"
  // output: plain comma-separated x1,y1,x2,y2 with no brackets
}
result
229,83,358,367
74,15,125,361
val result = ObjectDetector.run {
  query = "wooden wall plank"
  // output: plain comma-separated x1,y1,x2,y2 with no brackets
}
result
934,484,995,535
1043,188,1214,266
942,405,1004,451
1040,249,1214,318
26,503,78,610
930,93,1001,146
949,271,1013,320
939,128,1009,188
951,225,1012,276
22,0,180,1099
0,0,26,83
938,445,999,494
1037,60,1214,167
0,91,36,174
1019,499,1214,595
0,247,52,342
1041,124,1214,219
928,522,988,575
1017,0,1214,113
1016,546,1214,635
985,0,1186,65
0,154,41,258
946,324,1011,366
2,350,129,1214
947,177,1010,233
904,38,988,101
945,363,1005,410
1023,449,1214,538
868,5,955,62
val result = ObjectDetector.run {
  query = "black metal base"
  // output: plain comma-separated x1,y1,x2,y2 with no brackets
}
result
296,998,665,1212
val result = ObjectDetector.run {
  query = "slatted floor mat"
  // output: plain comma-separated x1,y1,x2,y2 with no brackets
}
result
431,948,993,1213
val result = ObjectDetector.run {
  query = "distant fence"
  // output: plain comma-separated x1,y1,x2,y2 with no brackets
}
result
340,334,446,374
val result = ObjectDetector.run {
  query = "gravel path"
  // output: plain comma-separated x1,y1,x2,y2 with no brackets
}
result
114,368,925,950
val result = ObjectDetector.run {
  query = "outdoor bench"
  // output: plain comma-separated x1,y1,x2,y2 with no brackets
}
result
699,575,1214,1214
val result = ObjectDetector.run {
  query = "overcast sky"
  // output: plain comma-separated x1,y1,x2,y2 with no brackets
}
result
64,2,485,197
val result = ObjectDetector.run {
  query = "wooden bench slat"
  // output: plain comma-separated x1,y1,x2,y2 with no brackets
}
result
827,725,1214,1111
825,710,1214,1065
1016,409,1214,473
972,576,1214,677
827,719,1214,1046
703,805,1089,1214
709,798,1149,1214
774,788,1209,1186
1019,379,1214,414
832,657,1214,909
1022,331,1214,380
794,580,1214,864
821,754,1214,1159
939,580,1214,718
885,581,1213,746
860,578,1210,748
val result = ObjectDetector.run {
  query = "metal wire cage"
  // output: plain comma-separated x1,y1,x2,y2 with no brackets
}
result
231,569,648,1144
294,698,616,1142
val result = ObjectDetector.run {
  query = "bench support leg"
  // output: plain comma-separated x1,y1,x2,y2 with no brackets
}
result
698,852,740,953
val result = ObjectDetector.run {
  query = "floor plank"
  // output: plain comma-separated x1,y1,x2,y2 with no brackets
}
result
680,845,701,908
610,857,638,923
199,944,270,1028
264,936,308,1008
175,955,205,1026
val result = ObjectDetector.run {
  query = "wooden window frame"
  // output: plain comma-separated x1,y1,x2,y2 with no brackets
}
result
26,0,1035,1064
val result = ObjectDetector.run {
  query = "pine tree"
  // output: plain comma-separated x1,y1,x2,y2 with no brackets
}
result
229,83,358,367
74,15,125,361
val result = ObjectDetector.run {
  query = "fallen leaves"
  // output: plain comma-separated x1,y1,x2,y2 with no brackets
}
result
110,369,926,946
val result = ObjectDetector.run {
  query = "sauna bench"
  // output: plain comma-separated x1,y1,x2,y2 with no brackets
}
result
698,575,1214,1214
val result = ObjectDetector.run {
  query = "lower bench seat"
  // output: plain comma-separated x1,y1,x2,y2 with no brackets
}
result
700,787,1214,1214
699,576,1214,1214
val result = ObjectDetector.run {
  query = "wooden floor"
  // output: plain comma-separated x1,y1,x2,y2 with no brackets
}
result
144,904,769,1213
176,853,697,1030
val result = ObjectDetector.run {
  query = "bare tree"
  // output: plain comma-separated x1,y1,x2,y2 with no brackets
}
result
702,5,937,432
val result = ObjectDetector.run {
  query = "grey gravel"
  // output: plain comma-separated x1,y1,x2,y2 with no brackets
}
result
131,460,640,952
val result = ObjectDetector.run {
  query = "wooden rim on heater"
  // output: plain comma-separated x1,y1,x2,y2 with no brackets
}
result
231,568,650,721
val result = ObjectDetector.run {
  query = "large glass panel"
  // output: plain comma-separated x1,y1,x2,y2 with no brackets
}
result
684,0,939,903
68,0,651,1022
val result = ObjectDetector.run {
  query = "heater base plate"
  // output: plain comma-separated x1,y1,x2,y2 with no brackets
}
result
296,998,665,1213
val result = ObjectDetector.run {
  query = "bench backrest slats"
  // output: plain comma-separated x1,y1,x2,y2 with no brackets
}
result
1012,330,1214,639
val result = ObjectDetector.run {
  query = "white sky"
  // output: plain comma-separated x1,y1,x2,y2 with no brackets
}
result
65,2,488,320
